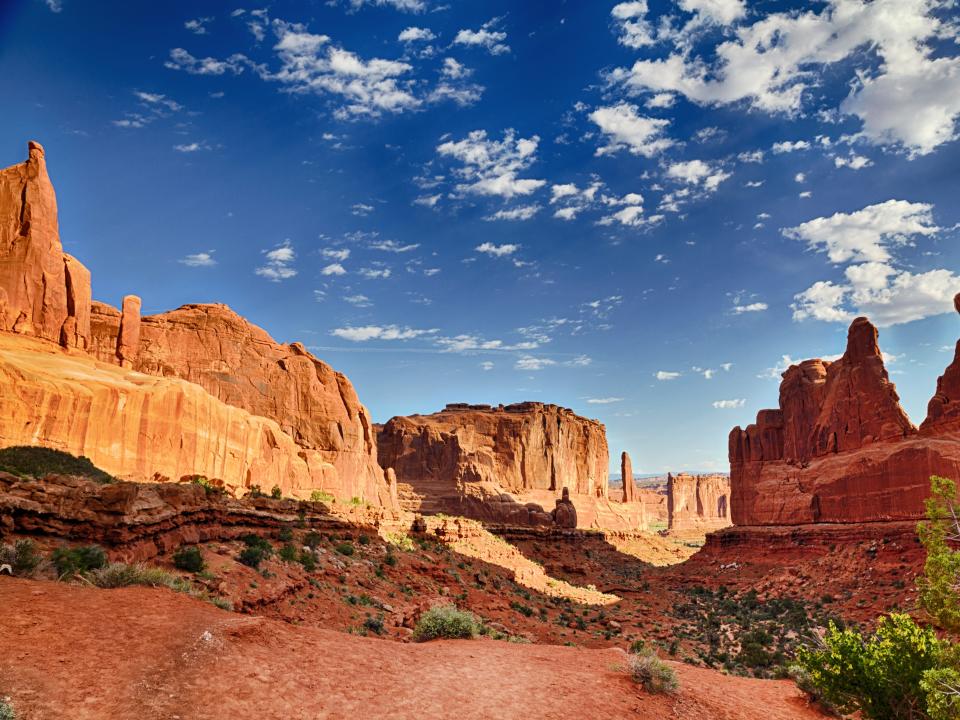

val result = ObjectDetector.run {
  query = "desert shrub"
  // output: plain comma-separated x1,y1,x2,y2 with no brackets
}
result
248,485,265,498
172,546,205,573
310,490,334,503
304,531,323,549
384,553,397,567
627,649,679,694
187,475,222,496
0,446,113,483
787,664,840,716
237,535,273,569
89,562,187,590
279,543,298,562
918,475,960,633
510,601,534,617
270,485,283,499
363,614,385,635
413,605,479,642
51,544,107,578
358,534,370,545
796,614,948,720
334,542,354,556
298,550,316,571
0,539,42,577
0,698,14,720
385,532,415,552
278,525,294,542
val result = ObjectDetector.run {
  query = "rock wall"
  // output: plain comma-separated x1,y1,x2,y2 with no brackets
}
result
378,403,646,531
0,141,90,349
0,141,392,507
666,473,731,531
729,311,960,526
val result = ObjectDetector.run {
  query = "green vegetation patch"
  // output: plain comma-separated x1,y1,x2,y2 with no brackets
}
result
413,605,480,642
0,446,114,483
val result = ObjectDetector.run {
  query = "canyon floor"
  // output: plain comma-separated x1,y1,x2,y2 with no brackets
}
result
0,577,828,720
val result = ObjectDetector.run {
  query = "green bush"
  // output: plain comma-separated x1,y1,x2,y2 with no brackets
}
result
278,543,298,563
304,531,323,549
278,525,294,542
172,546,205,573
310,490,334,503
413,605,479,642
796,613,949,720
0,698,14,720
270,485,283,499
335,542,354,556
0,538,42,576
188,475,222,496
237,535,273,569
364,614,385,635
89,562,188,590
51,545,107,578
627,649,679,694
298,550,316,571
918,475,960,633
0,446,113,483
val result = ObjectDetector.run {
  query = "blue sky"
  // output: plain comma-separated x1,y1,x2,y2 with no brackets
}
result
2,0,960,473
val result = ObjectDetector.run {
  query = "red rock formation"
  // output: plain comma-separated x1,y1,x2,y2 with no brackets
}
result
667,473,731,532
730,312,960,526
0,142,90,348
0,142,393,508
620,451,637,503
378,403,646,531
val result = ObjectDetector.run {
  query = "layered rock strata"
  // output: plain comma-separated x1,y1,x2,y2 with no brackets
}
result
667,473,731,531
729,312,960,525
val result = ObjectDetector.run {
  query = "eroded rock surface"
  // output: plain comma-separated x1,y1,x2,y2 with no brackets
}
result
667,473,731,532
729,311,960,525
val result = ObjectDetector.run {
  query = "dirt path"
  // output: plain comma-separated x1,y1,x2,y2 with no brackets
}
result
0,578,828,720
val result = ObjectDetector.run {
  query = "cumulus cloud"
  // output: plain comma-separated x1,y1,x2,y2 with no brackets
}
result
256,240,297,281
772,140,811,153
185,17,214,35
321,263,347,276
165,48,247,76
713,398,746,409
398,26,435,42
788,200,960,326
322,248,351,261
331,325,436,341
179,251,217,267
515,355,556,371
590,102,673,158
370,240,420,252
665,159,730,190
485,205,541,222
586,397,624,404
437,129,546,199
453,20,509,55
734,302,768,314
655,370,680,381
476,242,519,257
606,0,960,155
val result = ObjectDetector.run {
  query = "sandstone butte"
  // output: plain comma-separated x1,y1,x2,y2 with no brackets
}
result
377,402,651,531
667,472,731,532
0,141,394,507
729,310,960,526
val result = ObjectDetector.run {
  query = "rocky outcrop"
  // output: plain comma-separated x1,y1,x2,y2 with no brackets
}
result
667,473,731,532
0,142,90,349
620,452,637,503
0,142,392,507
729,311,960,526
378,403,646,531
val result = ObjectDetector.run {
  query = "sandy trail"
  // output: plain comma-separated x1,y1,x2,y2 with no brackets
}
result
0,578,828,720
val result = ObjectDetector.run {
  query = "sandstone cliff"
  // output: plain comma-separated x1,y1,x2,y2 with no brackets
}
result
0,142,392,506
378,403,646,531
729,312,960,525
666,473,731,532
0,141,91,349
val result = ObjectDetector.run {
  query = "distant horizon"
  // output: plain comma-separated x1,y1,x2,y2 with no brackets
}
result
3,0,959,475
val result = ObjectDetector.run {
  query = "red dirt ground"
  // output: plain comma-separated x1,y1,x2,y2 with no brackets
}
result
0,577,830,720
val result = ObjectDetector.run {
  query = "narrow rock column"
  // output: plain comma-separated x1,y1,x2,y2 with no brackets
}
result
117,294,141,368
620,451,636,503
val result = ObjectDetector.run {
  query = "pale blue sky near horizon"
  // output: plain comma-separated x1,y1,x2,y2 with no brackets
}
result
2,0,959,474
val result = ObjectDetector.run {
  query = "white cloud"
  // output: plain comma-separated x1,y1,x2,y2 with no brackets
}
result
738,150,765,163
586,397,624,404
679,0,746,26
611,1,654,49
437,129,545,199
712,398,746,409
515,355,556,371
834,154,873,169
734,302,768,314
480,361,494,371
370,240,420,252
343,294,372,307
45,0,62,12
441,58,469,79
322,248,351,261
179,251,217,267
256,240,297,281
772,140,811,153
321,263,347,276
173,141,211,153
590,102,673,158
646,93,675,109
484,205,541,221
185,17,214,35
398,26,435,42
414,193,441,208
453,21,509,55
351,203,374,216
665,159,730,191
607,0,960,155
476,242,519,257
655,370,680,381
332,325,436,341
165,48,247,76
427,82,483,107
359,267,392,279
783,199,939,264
339,0,428,12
